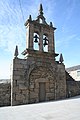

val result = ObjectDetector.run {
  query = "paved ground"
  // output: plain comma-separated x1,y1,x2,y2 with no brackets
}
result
0,96,80,120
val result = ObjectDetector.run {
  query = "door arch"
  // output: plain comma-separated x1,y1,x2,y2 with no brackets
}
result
28,66,55,103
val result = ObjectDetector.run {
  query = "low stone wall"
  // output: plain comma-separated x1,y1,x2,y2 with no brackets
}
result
66,72,80,97
0,83,11,107
66,80,80,97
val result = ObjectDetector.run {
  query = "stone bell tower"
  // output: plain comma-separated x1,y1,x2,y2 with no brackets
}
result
11,4,66,106
23,4,57,58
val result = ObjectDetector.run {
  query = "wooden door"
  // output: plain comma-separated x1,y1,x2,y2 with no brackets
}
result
39,82,46,102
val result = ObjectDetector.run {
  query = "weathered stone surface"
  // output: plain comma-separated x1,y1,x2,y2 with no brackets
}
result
66,72,80,97
19,84,27,90
16,94,26,101
0,83,11,107
30,92,38,99
11,50,68,106
0,27,80,108
0,4,80,107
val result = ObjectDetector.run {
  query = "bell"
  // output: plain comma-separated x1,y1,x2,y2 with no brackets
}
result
43,37,48,46
34,35,38,43
34,38,38,43
44,40,48,46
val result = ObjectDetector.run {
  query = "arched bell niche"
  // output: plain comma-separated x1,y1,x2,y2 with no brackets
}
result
43,34,48,52
33,32,39,50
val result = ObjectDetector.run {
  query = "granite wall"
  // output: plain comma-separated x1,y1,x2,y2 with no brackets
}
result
0,82,11,107
66,72,80,97
11,50,66,106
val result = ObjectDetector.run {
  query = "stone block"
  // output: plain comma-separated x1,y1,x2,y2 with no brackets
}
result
13,86,19,92
30,88,34,92
14,63,21,68
46,93,54,98
50,84,54,89
22,90,28,94
19,84,27,90
16,94,25,101
34,88,38,93
13,70,25,76
30,92,38,99
50,88,54,92
13,75,20,80
46,89,50,92
35,83,39,88
16,94,21,101
17,80,25,84
30,84,34,89
46,83,49,89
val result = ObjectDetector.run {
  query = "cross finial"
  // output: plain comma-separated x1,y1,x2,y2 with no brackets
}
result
59,53,64,63
14,45,19,58
39,4,43,15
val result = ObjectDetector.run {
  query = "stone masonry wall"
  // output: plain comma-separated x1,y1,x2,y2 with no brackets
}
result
1,60,80,107
11,50,67,106
67,80,80,97
0,83,11,107
11,58,29,106
66,72,80,97
56,63,66,100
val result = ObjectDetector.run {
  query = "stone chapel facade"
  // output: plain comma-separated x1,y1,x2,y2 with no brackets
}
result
11,4,66,106
0,4,80,107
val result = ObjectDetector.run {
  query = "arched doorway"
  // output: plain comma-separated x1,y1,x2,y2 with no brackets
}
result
29,66,55,103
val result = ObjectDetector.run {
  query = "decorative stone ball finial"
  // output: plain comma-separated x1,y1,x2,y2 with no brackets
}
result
59,53,64,63
14,45,19,58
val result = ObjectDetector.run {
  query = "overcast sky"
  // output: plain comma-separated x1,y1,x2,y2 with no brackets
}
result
0,0,80,79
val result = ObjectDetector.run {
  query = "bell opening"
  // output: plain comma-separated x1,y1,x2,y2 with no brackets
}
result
33,33,39,50
43,35,48,52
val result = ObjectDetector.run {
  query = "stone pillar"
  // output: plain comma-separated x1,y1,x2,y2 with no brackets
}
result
48,30,55,53
55,63,66,100
11,58,29,106
39,27,43,51
26,23,34,50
